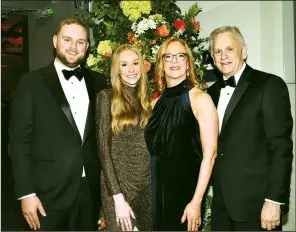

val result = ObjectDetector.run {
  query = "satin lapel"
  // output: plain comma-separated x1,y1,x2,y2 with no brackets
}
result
43,63,80,135
207,82,222,108
221,65,252,132
82,68,95,145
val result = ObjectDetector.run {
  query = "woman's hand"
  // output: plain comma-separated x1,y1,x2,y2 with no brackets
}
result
181,201,201,231
113,193,135,231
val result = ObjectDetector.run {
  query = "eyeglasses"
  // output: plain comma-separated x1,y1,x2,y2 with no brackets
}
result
162,53,187,62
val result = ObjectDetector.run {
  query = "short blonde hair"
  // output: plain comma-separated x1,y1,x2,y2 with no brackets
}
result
56,18,88,36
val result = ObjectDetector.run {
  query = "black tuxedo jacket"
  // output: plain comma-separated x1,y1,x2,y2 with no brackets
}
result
9,62,107,217
207,64,293,221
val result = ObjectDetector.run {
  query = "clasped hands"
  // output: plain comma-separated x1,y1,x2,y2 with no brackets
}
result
261,201,281,230
181,200,201,231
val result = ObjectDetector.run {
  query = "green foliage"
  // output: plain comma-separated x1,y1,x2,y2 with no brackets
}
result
74,0,210,97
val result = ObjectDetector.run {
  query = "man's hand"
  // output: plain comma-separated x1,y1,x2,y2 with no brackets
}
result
261,201,281,230
21,196,46,230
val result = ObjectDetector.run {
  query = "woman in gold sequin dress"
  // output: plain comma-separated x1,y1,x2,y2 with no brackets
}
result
95,44,152,231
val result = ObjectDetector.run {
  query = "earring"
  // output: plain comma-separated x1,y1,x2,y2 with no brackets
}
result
186,70,189,77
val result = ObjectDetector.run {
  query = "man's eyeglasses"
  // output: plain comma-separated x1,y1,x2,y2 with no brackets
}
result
163,53,187,62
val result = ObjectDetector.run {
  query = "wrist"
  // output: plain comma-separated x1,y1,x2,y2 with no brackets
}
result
191,196,202,206
113,193,125,203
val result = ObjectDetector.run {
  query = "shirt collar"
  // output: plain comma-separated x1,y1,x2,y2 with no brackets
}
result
223,62,246,84
54,58,80,72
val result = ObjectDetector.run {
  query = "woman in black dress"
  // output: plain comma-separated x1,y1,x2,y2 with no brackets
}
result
144,38,218,231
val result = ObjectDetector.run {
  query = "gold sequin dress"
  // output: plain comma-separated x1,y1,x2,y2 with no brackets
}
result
95,85,152,231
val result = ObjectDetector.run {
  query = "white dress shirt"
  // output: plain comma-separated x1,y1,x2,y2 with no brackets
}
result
216,62,283,205
19,59,89,200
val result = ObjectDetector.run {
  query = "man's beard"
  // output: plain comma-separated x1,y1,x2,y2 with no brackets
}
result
56,49,85,68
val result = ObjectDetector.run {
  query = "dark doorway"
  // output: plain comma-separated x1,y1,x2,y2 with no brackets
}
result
1,13,29,231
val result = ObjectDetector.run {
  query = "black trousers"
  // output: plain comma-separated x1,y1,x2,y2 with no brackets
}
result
211,183,282,231
25,177,97,231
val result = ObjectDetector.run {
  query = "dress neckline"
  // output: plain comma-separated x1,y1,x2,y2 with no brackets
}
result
123,83,137,95
162,79,191,98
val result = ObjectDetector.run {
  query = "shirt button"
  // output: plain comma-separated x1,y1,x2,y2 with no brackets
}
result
71,82,73,84
75,112,77,114
73,97,75,99
227,93,229,95
221,153,224,156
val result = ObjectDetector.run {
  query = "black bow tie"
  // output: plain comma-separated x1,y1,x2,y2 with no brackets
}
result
62,67,84,81
222,76,236,88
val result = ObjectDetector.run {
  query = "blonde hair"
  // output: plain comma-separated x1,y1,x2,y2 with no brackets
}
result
111,44,151,135
154,38,203,93
209,26,245,56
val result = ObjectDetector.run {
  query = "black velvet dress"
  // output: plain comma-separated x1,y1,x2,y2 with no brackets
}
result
144,79,203,231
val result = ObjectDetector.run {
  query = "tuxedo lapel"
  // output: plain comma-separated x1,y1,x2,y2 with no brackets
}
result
221,65,252,132
82,68,95,145
207,82,222,108
43,63,80,136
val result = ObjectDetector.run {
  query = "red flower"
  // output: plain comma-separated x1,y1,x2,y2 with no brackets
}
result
174,20,187,30
153,91,160,99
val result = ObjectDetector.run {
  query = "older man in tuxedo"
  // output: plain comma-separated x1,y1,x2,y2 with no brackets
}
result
207,26,293,231
9,18,107,231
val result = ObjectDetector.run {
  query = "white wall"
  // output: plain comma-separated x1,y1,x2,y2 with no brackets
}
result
177,1,295,231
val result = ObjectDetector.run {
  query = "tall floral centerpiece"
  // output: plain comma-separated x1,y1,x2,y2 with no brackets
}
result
75,1,212,230
75,0,210,98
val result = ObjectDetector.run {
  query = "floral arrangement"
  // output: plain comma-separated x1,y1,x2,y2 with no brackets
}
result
75,0,210,98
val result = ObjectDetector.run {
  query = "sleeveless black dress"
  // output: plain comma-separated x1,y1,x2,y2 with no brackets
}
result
144,79,203,231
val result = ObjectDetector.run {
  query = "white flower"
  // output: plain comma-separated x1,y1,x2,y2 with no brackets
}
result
92,18,103,25
131,21,137,32
194,58,199,65
147,18,156,29
137,18,149,34
131,17,157,37
151,45,160,56
191,36,196,41
192,46,199,53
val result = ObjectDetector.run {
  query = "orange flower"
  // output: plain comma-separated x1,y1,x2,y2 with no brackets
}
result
144,60,151,72
127,32,137,44
157,25,169,37
100,220,106,229
105,52,111,57
193,21,200,32
190,18,196,24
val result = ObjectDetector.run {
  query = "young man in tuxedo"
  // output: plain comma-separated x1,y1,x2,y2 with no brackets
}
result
207,26,293,231
9,18,107,231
